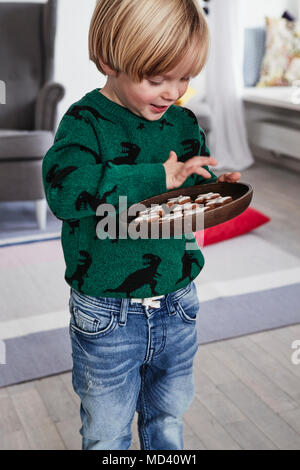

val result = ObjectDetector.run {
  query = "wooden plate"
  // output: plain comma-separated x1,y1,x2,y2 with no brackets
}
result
119,182,253,238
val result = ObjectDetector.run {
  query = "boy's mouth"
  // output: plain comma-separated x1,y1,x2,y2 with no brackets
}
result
150,104,168,113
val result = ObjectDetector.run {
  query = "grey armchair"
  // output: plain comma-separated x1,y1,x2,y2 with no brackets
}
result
0,0,65,230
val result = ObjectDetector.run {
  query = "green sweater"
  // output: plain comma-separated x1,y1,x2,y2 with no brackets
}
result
42,88,217,298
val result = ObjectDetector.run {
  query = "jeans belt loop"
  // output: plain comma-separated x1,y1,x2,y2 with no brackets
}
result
166,293,176,316
119,298,130,326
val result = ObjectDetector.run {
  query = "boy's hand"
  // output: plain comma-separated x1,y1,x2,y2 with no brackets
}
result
217,172,241,183
163,151,218,190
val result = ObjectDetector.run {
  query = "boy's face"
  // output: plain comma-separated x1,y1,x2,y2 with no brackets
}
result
100,51,196,121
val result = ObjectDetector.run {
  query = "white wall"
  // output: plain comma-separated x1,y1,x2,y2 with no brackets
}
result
55,0,104,125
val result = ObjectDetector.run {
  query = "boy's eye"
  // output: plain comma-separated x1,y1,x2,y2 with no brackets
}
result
149,80,163,86
148,77,190,86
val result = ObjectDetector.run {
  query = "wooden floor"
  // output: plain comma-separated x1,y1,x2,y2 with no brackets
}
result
1,159,300,450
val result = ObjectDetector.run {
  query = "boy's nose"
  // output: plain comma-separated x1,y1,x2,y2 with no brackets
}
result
161,94,179,105
162,86,181,103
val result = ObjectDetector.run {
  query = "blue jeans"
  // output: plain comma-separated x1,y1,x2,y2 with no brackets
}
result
68,281,200,450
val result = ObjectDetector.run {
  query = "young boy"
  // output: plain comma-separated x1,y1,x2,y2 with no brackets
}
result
42,0,240,450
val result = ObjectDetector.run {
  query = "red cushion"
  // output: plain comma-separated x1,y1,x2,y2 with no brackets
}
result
194,207,270,247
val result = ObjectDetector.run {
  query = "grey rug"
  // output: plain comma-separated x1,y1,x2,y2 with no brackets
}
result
0,282,299,388
0,201,60,246
0,220,299,387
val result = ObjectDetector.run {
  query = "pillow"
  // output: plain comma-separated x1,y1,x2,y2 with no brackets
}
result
282,10,296,22
243,27,266,86
193,207,270,247
256,16,300,87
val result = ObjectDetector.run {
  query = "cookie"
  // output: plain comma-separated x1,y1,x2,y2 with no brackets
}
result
184,205,210,216
160,211,183,221
205,196,232,208
171,202,198,212
147,205,165,217
194,192,220,204
138,205,165,217
134,213,161,224
166,195,192,207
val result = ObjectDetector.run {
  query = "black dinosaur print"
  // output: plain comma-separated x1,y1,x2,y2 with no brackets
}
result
179,139,201,162
199,135,210,156
104,254,162,297
78,145,102,164
159,118,174,131
176,251,201,285
75,185,118,240
181,108,198,125
201,147,210,157
46,164,78,189
76,185,118,212
66,219,80,235
53,142,103,164
66,105,115,124
109,142,141,165
65,250,92,291
137,123,145,130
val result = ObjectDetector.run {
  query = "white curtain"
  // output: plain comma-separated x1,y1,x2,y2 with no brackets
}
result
205,0,254,171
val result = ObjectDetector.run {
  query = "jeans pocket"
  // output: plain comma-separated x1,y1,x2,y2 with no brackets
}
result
70,302,117,338
175,282,200,324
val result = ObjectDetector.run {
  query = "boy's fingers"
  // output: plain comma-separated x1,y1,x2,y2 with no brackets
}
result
178,165,211,182
226,172,240,181
187,156,218,167
173,157,217,187
194,168,212,178
184,162,213,178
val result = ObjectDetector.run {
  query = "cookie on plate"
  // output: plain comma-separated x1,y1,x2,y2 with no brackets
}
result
134,213,161,224
205,196,232,209
138,205,165,217
166,195,192,207
171,202,198,213
194,192,220,204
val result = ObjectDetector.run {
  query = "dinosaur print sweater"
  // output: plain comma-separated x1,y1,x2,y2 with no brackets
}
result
42,88,217,298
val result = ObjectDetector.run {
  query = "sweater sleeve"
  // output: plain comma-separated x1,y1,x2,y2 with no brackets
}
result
181,106,217,185
42,110,167,221
193,125,218,185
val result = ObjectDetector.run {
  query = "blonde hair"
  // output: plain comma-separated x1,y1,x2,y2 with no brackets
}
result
89,0,210,82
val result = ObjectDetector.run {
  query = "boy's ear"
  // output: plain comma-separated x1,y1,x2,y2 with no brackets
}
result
98,57,117,77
